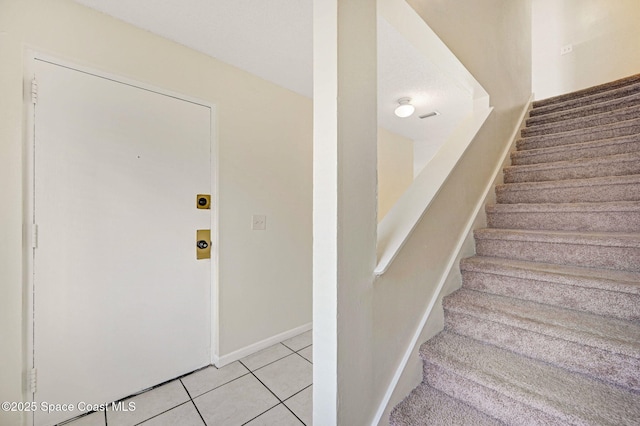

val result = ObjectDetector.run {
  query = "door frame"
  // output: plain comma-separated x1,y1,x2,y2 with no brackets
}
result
23,51,220,424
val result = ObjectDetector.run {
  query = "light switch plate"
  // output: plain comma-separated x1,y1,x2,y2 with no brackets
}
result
252,214,266,230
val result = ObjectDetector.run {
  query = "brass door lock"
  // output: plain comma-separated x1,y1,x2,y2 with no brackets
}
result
196,229,211,259
196,194,211,209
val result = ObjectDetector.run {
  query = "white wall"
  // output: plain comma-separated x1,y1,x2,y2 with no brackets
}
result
412,140,439,178
0,1,312,423
378,128,414,221
532,0,640,99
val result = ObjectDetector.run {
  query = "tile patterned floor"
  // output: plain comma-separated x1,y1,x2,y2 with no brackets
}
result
62,331,312,426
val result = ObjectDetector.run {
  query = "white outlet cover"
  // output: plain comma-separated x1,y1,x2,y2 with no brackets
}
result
560,44,573,55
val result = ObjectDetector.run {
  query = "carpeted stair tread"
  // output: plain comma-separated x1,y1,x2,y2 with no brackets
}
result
530,81,640,118
475,227,640,248
510,133,640,166
522,104,640,138
461,256,640,322
503,151,640,183
526,91,640,127
532,73,640,109
488,200,640,214
474,228,640,271
444,291,640,391
420,333,640,426
496,174,640,204
444,289,640,358
422,362,562,426
461,256,640,296
516,117,640,151
389,384,503,426
486,200,640,232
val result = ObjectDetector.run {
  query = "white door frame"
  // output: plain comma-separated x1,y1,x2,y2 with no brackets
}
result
22,50,220,425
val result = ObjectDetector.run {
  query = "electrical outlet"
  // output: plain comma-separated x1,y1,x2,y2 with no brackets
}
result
252,214,266,231
560,44,573,55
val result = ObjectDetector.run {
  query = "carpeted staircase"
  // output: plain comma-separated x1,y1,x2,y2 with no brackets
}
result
390,74,640,425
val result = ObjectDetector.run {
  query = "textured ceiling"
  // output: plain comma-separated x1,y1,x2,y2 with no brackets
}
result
74,0,471,145
377,17,472,144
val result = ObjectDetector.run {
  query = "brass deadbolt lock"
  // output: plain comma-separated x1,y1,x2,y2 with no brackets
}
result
196,229,211,260
197,194,211,209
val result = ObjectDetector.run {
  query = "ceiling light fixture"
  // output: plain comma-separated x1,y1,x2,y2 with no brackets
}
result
394,97,415,118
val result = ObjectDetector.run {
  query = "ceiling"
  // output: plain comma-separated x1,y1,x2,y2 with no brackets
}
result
74,0,472,145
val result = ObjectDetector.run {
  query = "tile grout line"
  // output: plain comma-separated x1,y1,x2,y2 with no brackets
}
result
131,401,192,426
238,360,283,425
281,341,312,353
57,410,104,426
180,379,207,426
243,344,295,372
187,370,252,399
283,383,312,404
101,363,213,425
280,383,313,425
238,359,308,426
293,347,312,365
280,382,313,425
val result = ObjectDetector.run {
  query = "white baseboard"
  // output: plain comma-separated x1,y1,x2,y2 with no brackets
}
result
371,94,534,426
212,322,312,367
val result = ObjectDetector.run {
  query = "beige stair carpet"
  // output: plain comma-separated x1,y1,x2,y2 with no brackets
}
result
390,73,640,425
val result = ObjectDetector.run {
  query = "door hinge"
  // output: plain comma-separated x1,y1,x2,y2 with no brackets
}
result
31,224,38,249
31,78,38,105
28,368,37,394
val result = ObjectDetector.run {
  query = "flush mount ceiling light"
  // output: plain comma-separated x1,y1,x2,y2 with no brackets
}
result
394,97,415,118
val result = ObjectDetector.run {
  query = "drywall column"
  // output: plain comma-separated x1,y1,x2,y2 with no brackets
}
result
312,0,377,425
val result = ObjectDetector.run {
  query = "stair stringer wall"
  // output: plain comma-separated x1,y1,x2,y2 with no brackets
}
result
371,96,533,426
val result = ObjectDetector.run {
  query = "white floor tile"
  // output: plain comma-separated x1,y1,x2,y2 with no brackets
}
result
62,411,105,426
282,331,312,352
138,401,204,426
244,404,303,426
181,362,249,397
284,386,312,426
240,344,294,371
194,374,278,425
106,380,189,426
297,345,312,363
253,354,313,400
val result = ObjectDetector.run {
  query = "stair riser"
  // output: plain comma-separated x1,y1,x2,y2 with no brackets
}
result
523,105,640,138
532,77,640,109
527,94,640,127
496,182,640,204
530,84,640,117
444,311,640,392
486,210,640,233
475,238,640,271
517,123,640,151
511,137,640,166
461,270,640,322
503,160,640,183
422,362,566,425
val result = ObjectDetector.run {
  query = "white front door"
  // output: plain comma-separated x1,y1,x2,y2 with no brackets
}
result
31,59,213,426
